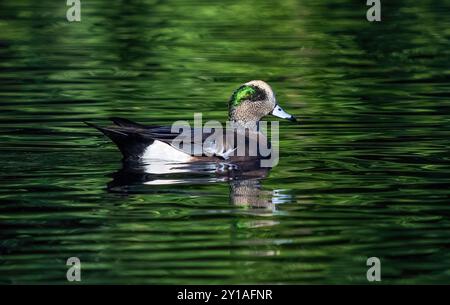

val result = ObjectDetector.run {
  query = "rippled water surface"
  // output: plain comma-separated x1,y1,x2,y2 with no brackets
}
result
1,0,450,284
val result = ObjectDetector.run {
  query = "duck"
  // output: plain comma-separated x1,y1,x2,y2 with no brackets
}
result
85,80,297,165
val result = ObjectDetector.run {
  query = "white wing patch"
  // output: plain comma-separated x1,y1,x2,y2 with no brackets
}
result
142,140,192,162
217,147,237,160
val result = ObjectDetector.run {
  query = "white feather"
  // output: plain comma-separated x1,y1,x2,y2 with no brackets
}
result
141,140,192,162
203,139,236,160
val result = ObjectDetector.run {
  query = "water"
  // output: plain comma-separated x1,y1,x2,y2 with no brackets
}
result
1,0,450,284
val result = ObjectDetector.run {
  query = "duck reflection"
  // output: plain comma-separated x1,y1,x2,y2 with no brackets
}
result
107,159,291,210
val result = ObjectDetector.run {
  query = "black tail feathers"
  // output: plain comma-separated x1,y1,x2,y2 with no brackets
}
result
84,120,153,160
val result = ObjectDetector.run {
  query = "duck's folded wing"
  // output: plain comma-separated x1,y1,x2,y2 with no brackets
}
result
148,126,265,160
86,121,230,159
87,117,265,160
144,125,230,157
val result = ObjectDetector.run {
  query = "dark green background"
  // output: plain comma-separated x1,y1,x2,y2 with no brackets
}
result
0,0,449,284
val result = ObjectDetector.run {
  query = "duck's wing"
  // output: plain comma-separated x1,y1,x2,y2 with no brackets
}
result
86,118,266,161
85,119,223,160
137,125,238,159
144,125,268,161
110,117,241,157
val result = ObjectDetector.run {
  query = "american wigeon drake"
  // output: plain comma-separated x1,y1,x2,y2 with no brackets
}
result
85,80,297,163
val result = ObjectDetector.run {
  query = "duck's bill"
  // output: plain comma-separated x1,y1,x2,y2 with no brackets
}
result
271,104,297,122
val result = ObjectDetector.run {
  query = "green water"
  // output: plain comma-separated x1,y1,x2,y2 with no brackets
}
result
1,0,450,284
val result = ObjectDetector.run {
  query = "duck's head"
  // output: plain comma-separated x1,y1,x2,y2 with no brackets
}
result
228,80,297,128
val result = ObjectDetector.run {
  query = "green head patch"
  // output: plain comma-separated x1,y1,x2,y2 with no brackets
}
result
230,85,257,107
